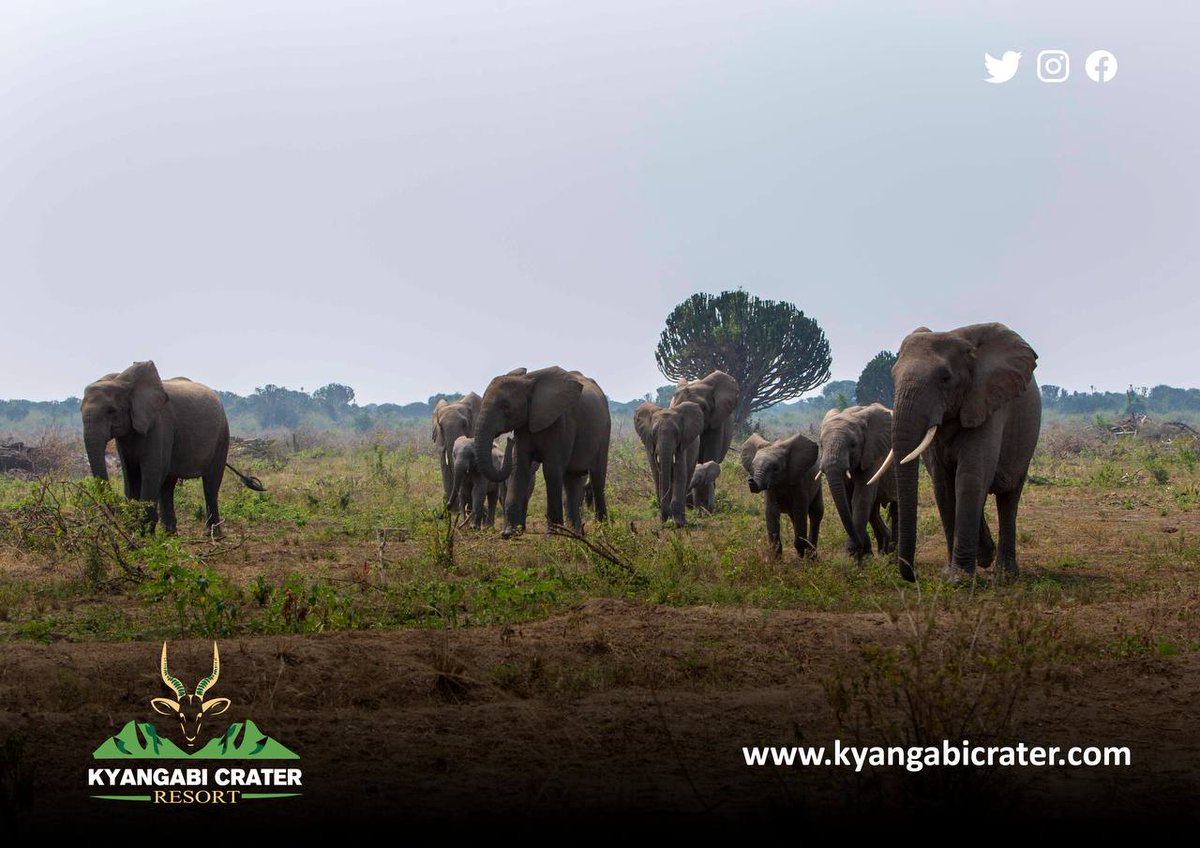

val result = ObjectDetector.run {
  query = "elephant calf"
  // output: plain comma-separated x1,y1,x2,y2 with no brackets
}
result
82,360,263,535
740,433,823,559
432,392,481,512
449,436,506,530
687,461,721,514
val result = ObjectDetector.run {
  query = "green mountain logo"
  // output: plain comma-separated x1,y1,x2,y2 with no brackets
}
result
192,721,299,759
93,720,297,760
93,722,189,759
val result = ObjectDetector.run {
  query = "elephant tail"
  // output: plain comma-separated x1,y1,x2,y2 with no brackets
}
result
226,463,266,492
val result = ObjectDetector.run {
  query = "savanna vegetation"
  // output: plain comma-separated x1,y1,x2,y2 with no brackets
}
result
0,418,1195,646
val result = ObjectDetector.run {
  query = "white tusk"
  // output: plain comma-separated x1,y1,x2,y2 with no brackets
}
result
814,469,824,481
900,426,937,464
866,448,894,486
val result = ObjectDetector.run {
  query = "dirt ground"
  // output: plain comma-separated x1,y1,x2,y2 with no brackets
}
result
2,596,1198,834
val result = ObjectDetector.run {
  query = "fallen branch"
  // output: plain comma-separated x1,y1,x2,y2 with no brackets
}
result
547,524,644,583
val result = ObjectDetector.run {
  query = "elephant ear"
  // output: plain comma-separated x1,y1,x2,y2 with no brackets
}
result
675,401,705,445
784,433,819,482
859,404,893,473
704,371,740,423
633,402,659,447
461,392,482,428
528,367,583,432
432,399,448,444
117,361,168,435
739,433,769,476
959,323,1037,429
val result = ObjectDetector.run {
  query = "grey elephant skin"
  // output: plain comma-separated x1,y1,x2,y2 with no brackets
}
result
741,432,824,559
431,392,482,511
449,436,507,530
634,400,704,526
474,366,611,537
81,361,263,534
687,461,721,513
671,371,739,511
890,323,1041,582
819,403,896,557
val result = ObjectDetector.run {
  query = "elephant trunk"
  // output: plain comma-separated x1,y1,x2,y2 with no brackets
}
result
473,408,512,483
84,428,110,481
658,435,677,516
892,406,928,583
822,451,860,551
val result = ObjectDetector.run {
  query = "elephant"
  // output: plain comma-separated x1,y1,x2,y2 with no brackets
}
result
81,361,264,535
879,323,1041,582
818,403,897,558
431,392,482,512
475,366,611,537
633,400,704,526
740,432,824,559
687,461,721,514
449,436,507,530
670,371,739,511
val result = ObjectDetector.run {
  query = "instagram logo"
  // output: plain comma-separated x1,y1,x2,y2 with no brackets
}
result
1037,50,1070,83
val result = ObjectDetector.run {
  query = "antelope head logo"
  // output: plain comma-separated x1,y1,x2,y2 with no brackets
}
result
150,642,231,747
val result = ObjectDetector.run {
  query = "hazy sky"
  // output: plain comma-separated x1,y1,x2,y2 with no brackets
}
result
2,1,1196,404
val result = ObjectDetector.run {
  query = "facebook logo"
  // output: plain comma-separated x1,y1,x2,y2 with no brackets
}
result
1085,50,1118,83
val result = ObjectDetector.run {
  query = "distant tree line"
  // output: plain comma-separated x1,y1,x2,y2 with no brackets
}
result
0,383,650,436
1040,384,1200,416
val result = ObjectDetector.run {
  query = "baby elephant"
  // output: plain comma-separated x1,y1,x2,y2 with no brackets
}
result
741,433,824,559
687,461,721,513
450,436,507,530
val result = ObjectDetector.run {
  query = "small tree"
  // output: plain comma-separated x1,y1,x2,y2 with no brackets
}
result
856,350,897,407
313,383,356,408
654,290,832,427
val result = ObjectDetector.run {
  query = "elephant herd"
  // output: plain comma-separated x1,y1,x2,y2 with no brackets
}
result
82,322,1042,583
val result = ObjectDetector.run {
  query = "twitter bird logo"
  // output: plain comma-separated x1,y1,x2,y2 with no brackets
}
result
984,51,1021,83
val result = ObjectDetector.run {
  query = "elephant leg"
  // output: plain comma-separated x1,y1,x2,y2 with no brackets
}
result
804,493,823,558
929,463,957,567
122,461,142,502
789,504,809,559
564,473,586,533
542,463,565,530
470,477,487,530
590,444,609,522
867,500,891,554
525,461,540,513
489,484,503,529
950,468,989,576
202,464,226,537
159,477,179,535
978,514,997,569
501,455,532,538
765,494,783,559
994,480,1025,577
